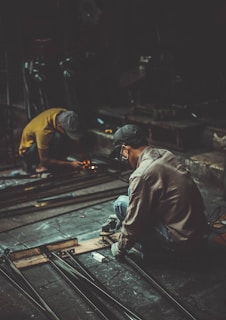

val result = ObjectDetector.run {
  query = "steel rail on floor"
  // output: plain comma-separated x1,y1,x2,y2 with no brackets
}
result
106,235,201,320
0,171,95,206
0,185,128,218
0,171,122,209
0,164,130,202
0,245,142,320
41,246,143,320
0,249,61,320
0,265,47,313
66,250,143,320
42,251,121,320
0,168,83,195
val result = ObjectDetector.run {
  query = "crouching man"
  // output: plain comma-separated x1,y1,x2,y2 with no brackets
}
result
110,124,208,260
19,107,83,174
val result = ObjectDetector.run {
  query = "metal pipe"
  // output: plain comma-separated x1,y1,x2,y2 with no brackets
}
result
0,263,46,312
66,250,95,282
106,235,200,320
53,257,141,320
66,250,143,320
41,247,143,320
0,185,128,218
124,255,199,320
2,250,61,320
41,248,119,320
0,172,115,209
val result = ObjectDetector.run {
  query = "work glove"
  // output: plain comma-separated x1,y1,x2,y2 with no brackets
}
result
111,242,125,259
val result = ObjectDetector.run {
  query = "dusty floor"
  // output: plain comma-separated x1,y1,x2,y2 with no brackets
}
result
0,163,226,320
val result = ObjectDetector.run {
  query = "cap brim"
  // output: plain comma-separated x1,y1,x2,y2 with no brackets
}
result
65,131,79,140
109,145,121,160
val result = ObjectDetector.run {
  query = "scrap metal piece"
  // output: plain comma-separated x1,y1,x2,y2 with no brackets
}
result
91,251,107,263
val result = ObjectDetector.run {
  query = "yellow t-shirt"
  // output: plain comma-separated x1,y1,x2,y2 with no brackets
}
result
19,108,66,155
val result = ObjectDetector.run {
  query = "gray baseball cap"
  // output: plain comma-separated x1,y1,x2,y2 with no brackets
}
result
57,110,79,140
111,124,148,158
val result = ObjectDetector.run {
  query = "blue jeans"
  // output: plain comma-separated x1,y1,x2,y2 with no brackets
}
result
113,194,171,251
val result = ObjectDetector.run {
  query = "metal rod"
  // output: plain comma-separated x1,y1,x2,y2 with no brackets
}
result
66,250,95,282
0,263,46,312
53,258,140,320
106,235,200,320
2,250,61,320
54,257,142,320
42,249,118,320
0,165,129,205
125,255,199,320
0,172,115,209
42,248,143,320
65,250,143,320
0,185,128,218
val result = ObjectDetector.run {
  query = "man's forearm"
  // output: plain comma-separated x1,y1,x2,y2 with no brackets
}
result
44,158,73,167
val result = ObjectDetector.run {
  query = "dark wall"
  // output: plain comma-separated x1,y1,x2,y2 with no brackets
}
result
1,0,226,114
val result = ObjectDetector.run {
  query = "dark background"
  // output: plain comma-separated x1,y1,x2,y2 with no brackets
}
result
1,0,226,121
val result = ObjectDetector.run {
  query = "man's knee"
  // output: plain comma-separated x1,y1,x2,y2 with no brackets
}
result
113,195,129,221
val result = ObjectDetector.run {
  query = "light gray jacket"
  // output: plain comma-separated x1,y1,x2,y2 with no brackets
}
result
118,147,207,252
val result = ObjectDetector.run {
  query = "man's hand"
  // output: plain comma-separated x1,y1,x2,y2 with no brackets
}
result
111,242,125,259
36,164,48,173
38,148,83,170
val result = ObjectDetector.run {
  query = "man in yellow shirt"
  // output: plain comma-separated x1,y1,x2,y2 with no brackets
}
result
19,108,83,174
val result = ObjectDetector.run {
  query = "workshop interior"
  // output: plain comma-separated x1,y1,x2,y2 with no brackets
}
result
0,1,226,320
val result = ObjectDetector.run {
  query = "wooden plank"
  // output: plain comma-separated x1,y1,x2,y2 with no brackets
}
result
10,234,119,269
10,238,79,269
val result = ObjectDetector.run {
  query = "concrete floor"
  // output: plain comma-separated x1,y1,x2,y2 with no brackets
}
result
1,43,226,318
0,165,226,320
